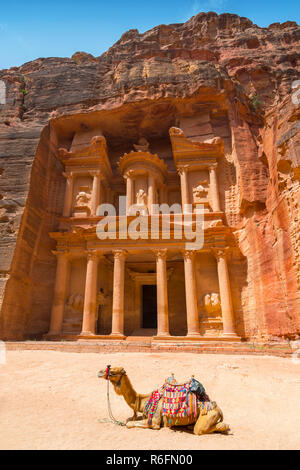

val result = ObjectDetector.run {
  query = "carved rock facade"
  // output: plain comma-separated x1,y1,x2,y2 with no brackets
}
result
0,12,299,341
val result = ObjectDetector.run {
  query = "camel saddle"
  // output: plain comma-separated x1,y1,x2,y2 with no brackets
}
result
144,374,210,424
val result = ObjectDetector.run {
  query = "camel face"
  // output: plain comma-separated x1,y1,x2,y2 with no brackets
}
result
98,366,126,382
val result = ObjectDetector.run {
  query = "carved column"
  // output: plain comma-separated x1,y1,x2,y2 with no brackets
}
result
154,249,170,337
125,173,134,215
212,248,238,338
148,174,155,214
81,251,99,336
178,167,190,212
48,250,70,336
209,165,221,212
62,173,74,217
159,185,165,205
90,171,102,216
183,250,200,336
111,250,127,337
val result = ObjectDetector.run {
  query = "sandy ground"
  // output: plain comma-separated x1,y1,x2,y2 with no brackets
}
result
0,350,299,450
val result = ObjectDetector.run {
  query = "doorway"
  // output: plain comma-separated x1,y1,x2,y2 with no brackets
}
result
142,285,157,329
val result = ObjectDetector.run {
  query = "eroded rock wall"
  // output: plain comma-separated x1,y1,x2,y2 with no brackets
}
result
0,12,299,340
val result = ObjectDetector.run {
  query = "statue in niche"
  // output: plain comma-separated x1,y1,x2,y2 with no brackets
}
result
193,181,209,202
75,189,91,207
96,288,108,335
136,189,147,206
134,137,150,152
65,294,84,318
74,186,91,216
203,293,221,316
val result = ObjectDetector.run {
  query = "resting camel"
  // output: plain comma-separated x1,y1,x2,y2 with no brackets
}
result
98,366,229,435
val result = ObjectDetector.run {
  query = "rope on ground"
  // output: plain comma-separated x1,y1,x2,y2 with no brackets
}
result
99,379,126,427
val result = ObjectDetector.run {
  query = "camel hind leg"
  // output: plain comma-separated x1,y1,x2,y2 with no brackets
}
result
194,406,229,435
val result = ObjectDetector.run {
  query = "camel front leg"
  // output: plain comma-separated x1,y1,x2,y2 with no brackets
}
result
126,418,151,429
126,411,138,424
127,400,162,431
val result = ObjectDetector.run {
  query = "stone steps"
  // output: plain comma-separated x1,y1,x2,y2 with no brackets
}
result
4,340,293,358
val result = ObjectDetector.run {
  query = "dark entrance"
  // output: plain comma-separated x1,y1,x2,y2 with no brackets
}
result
142,285,157,329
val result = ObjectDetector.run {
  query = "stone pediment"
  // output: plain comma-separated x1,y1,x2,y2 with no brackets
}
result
118,151,168,178
58,135,107,160
57,135,112,178
169,127,224,166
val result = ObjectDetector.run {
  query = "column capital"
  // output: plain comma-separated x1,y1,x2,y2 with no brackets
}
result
89,170,103,179
182,249,197,260
209,163,218,172
212,247,230,261
85,249,99,261
124,170,135,180
153,248,168,260
62,172,74,180
52,249,70,259
177,166,189,176
113,249,128,260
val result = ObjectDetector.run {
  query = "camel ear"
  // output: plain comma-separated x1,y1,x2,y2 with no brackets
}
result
120,368,126,375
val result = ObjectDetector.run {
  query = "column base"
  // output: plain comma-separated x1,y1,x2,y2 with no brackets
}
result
110,333,126,340
221,332,241,342
186,333,202,338
79,331,95,337
44,332,62,341
156,333,170,339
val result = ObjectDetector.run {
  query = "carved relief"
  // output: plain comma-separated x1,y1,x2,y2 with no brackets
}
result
65,294,84,314
136,189,147,206
134,137,150,152
200,292,223,336
97,290,107,307
203,292,221,316
193,181,209,202
73,186,91,216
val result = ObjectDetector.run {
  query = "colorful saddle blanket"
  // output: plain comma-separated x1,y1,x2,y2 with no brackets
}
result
144,380,213,425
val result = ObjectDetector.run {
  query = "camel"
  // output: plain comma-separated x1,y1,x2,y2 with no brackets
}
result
98,366,230,435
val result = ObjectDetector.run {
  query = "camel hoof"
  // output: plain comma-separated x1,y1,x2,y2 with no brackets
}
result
126,421,135,429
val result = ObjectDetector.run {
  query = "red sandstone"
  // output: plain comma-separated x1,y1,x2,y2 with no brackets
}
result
0,12,299,342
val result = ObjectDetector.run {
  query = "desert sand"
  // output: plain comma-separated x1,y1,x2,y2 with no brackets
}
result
0,350,299,450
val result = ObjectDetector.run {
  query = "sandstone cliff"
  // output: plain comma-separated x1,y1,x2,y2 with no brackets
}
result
0,12,299,340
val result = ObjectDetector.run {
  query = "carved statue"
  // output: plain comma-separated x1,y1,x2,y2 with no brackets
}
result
66,294,84,313
95,288,107,334
73,186,92,216
75,190,91,208
97,290,107,307
193,181,208,202
203,293,221,315
136,189,147,206
134,137,150,152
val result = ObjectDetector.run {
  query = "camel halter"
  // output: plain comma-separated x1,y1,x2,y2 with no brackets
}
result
100,365,126,427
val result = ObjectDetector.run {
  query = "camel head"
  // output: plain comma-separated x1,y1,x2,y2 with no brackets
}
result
98,365,126,386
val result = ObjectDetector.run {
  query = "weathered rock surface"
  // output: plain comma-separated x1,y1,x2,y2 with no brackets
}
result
0,12,299,340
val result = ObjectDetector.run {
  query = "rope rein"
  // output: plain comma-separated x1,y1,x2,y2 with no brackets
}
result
99,365,126,427
106,377,126,427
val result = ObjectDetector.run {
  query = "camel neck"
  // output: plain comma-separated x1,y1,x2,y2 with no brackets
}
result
115,374,137,410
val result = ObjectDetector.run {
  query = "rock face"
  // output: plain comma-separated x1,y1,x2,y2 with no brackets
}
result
0,12,299,340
